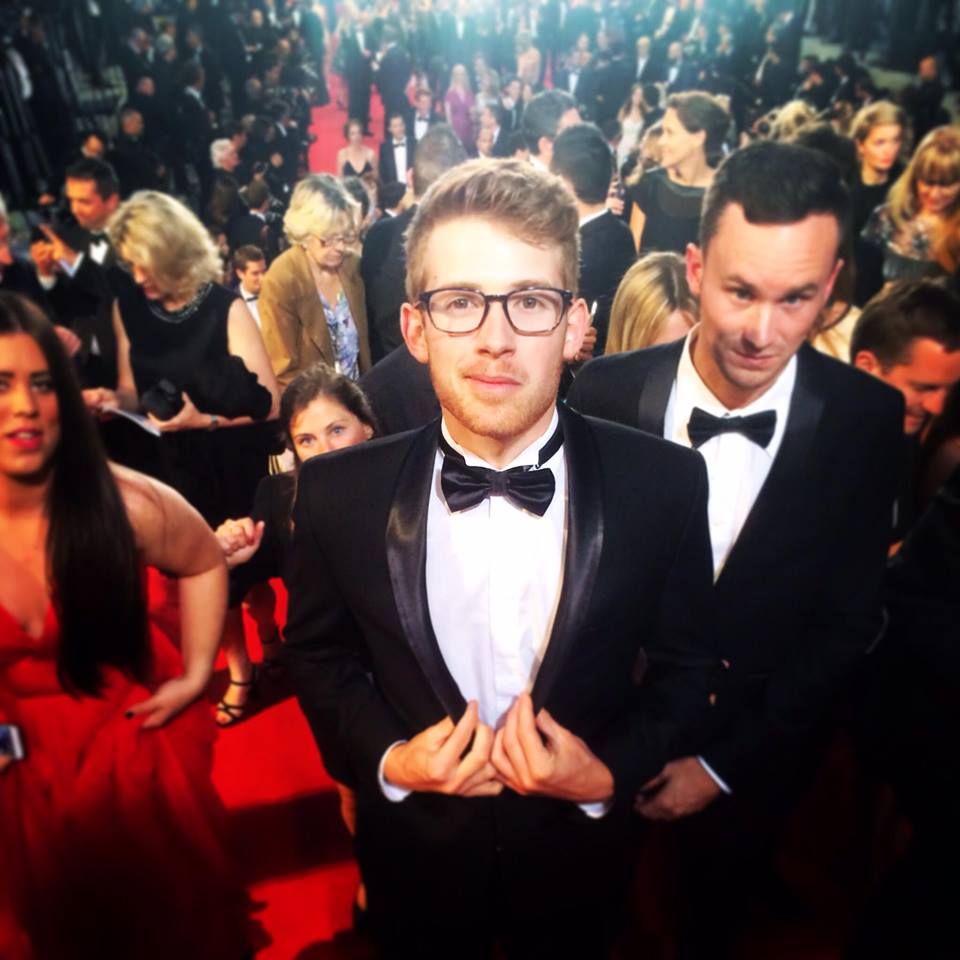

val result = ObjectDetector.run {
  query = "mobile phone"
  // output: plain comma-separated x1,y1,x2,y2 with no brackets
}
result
0,724,25,762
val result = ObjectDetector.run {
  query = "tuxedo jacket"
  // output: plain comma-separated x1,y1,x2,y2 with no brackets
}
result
377,137,415,185
567,341,904,789
285,405,716,810
579,211,636,356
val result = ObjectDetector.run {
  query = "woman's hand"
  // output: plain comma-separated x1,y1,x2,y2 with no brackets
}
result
215,518,266,569
148,392,211,432
82,387,119,416
125,673,208,730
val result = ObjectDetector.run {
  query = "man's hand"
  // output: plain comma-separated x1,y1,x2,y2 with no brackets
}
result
383,700,502,797
634,756,722,820
491,694,614,804
215,517,266,569
37,223,78,268
30,240,57,278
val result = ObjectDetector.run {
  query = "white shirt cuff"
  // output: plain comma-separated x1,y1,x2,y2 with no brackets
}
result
579,798,613,818
378,740,411,802
60,251,83,277
697,755,732,795
37,271,57,290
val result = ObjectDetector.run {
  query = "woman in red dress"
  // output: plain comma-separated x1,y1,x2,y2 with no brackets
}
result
0,292,258,959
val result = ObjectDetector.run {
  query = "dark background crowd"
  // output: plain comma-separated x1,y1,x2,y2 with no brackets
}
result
1,0,960,957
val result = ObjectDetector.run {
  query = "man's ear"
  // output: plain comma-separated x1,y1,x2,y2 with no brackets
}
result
853,349,881,375
685,242,704,297
400,301,430,364
562,297,590,363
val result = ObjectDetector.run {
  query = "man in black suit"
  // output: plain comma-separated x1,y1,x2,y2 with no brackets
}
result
633,34,664,83
664,40,699,92
411,88,441,143
175,61,216,198
285,158,717,958
341,7,378,133
567,140,904,958
551,123,635,356
29,158,126,389
362,124,466,361
375,27,413,138
378,113,415,186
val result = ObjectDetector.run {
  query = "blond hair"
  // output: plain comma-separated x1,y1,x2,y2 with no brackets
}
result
605,252,697,354
850,100,907,146
283,173,360,246
107,191,221,302
404,158,580,300
769,99,818,141
888,125,960,271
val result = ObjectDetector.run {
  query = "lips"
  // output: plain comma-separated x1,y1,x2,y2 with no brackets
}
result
6,429,43,452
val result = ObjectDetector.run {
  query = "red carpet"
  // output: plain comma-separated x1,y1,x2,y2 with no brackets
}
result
308,76,385,175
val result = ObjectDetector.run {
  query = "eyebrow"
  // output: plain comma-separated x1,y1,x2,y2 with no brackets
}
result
724,275,820,298
427,279,562,291
0,371,51,378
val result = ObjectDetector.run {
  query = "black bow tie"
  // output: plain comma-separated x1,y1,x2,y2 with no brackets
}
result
439,422,563,516
687,406,777,449
244,293,258,301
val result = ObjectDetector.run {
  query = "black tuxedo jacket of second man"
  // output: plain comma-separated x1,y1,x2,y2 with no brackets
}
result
377,137,415,185
579,211,637,355
283,405,717,924
567,341,905,790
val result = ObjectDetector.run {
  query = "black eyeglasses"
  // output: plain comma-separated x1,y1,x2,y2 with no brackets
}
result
417,286,574,336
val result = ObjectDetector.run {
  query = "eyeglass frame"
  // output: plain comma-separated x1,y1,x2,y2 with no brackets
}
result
309,232,358,249
416,285,575,337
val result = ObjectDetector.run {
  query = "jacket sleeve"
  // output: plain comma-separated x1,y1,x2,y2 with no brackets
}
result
259,264,302,388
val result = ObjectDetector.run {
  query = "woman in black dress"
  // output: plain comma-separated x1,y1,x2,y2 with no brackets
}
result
214,364,375,726
628,91,730,255
83,190,280,707
336,118,378,179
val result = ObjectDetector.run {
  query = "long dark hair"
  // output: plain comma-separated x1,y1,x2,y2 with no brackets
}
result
0,293,149,695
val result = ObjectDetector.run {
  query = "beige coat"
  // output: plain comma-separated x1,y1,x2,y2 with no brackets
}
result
259,244,371,386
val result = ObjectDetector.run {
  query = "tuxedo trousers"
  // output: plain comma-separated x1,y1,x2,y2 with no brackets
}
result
354,789,638,958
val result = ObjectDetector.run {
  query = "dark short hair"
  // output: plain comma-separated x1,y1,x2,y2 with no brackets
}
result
699,140,850,255
790,123,858,186
666,91,730,167
850,280,960,367
412,123,467,197
280,362,378,457
233,244,265,272
380,180,407,209
387,111,407,126
65,156,120,200
522,89,577,155
242,178,270,209
551,122,614,205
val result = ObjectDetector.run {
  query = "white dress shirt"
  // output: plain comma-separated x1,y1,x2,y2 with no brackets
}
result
663,333,796,794
664,332,795,580
240,287,261,326
414,114,431,141
390,139,408,182
378,412,611,817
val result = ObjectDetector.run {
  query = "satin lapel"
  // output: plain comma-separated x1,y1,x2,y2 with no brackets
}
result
531,406,604,711
718,345,825,581
637,339,684,435
385,421,467,719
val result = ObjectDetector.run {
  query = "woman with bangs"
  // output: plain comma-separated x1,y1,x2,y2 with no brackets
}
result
862,126,960,294
258,174,370,389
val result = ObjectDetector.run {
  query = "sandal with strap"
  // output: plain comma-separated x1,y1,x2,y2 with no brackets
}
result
215,667,259,728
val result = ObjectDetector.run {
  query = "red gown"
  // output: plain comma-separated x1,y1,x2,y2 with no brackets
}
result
0,600,258,960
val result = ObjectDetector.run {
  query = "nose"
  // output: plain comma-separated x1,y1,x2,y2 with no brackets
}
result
743,302,775,350
132,264,148,285
11,380,39,417
475,298,516,356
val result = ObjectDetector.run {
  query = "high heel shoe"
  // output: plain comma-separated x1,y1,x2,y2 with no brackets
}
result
215,667,259,728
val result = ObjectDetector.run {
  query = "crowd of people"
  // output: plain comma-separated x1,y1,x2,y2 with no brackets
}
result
1,0,960,958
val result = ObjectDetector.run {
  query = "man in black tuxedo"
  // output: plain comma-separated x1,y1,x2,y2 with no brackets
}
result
375,27,413,139
568,140,904,958
411,88,441,143
551,123,635,356
341,8,378,133
664,40,700,92
378,113,416,186
29,158,126,389
285,158,718,958
362,123,466,360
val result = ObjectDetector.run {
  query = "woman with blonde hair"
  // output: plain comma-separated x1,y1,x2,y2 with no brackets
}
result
605,251,697,354
862,126,960,295
445,63,476,147
768,99,817,141
849,101,908,304
259,173,370,389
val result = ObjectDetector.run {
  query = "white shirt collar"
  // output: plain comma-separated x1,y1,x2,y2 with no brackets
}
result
440,408,560,470
578,209,608,228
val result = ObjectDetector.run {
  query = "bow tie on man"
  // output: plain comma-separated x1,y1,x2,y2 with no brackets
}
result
686,406,777,449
